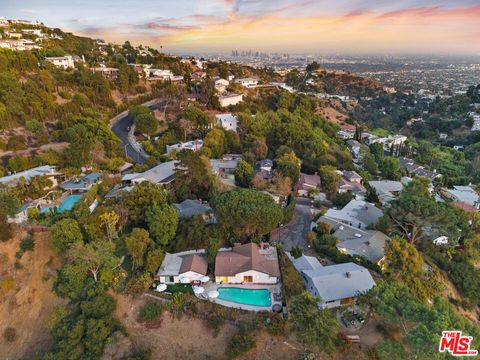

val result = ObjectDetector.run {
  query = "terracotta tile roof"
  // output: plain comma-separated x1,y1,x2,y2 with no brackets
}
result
215,243,280,277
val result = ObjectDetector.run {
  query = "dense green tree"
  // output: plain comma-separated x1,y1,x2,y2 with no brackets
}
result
134,112,157,136
145,204,178,247
0,186,19,217
67,239,119,283
50,219,83,252
174,151,215,200
288,292,338,353
416,140,434,165
123,182,168,224
369,142,384,162
386,177,468,244
332,191,353,207
384,237,436,300
64,124,94,168
380,157,402,181
275,154,300,185
174,215,208,252
212,189,283,239
26,175,53,199
318,165,340,198
204,128,226,158
125,228,152,271
234,159,253,187
182,106,211,132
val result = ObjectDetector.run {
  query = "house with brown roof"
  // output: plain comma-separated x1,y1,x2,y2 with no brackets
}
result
215,243,280,284
156,250,208,284
295,172,321,195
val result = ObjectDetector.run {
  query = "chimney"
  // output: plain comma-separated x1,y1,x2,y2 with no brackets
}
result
346,272,351,278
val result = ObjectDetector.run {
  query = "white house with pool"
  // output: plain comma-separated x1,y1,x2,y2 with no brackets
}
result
214,243,280,284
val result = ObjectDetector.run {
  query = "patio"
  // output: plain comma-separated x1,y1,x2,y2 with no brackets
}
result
338,305,368,331
196,281,283,312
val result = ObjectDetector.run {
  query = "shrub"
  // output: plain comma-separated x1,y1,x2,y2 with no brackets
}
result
25,119,45,134
6,135,27,151
204,312,225,337
167,293,187,319
20,234,35,253
58,90,72,99
0,277,14,295
139,301,164,321
264,313,286,335
332,191,353,207
290,246,303,259
226,329,256,358
3,327,16,342
278,251,304,300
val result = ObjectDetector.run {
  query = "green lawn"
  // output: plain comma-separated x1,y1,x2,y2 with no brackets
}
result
166,284,194,294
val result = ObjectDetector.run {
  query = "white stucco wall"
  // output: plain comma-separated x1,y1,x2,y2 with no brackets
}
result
216,270,277,284
159,270,205,284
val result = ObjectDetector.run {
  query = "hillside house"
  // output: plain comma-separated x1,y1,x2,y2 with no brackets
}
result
45,55,75,69
121,161,178,185
215,243,280,284
216,113,238,132
234,78,258,88
157,251,208,284
320,200,383,229
219,93,243,107
166,140,203,154
295,173,321,195
298,261,375,309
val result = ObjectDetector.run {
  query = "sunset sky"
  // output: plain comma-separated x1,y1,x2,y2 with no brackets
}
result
2,0,480,54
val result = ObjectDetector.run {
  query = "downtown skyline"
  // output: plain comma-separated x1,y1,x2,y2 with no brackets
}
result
2,0,480,55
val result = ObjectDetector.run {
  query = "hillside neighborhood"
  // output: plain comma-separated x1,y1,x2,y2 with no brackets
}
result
0,12,479,360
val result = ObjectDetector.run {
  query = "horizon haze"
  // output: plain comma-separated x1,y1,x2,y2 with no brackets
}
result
2,0,480,55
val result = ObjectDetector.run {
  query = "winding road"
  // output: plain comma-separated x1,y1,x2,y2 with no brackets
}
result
110,100,162,164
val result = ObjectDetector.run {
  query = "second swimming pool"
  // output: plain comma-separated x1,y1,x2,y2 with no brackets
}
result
41,194,83,214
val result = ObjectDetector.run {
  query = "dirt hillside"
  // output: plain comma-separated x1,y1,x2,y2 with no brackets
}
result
0,230,66,359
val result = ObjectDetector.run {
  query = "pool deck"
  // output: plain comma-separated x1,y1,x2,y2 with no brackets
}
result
198,282,283,312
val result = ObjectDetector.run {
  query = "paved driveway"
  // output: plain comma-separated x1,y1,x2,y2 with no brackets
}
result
271,199,314,251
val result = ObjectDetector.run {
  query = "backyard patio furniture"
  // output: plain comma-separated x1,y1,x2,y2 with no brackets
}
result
193,286,205,295
155,283,167,292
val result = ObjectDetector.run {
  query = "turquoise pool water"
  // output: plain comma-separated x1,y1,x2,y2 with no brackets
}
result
218,287,271,307
40,194,83,214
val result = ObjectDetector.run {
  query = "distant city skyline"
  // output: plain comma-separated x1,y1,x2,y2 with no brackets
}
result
2,1,480,55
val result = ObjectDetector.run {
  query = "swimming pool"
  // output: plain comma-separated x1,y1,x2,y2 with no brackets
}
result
58,194,82,212
217,287,271,307
40,194,83,214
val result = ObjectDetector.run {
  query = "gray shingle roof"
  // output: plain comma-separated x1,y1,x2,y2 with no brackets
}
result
303,262,375,302
172,199,211,218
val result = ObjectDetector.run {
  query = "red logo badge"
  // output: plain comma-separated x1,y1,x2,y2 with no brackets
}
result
439,331,478,356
